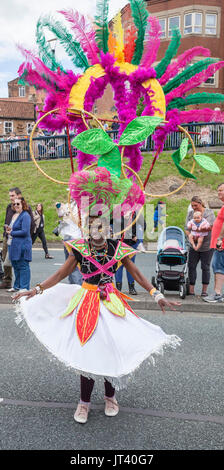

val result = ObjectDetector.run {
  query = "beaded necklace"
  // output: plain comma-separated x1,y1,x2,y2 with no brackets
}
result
89,240,108,262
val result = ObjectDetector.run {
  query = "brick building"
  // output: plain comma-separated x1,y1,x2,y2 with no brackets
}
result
121,0,224,108
0,78,45,137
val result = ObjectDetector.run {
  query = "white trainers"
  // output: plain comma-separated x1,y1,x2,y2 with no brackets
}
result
137,242,146,252
7,287,18,292
104,397,119,417
74,403,89,423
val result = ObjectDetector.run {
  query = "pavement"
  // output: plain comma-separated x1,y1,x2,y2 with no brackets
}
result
0,245,223,314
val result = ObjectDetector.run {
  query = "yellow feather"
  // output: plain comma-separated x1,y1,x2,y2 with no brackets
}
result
112,11,125,63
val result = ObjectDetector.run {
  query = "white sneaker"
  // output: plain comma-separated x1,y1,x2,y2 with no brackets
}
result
7,287,18,292
18,289,28,293
137,242,146,252
104,397,119,417
74,403,89,423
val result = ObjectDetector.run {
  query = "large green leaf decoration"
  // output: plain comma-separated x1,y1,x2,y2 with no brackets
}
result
118,116,163,146
175,162,197,179
97,146,121,177
193,154,220,173
171,149,196,179
71,129,116,155
179,138,189,161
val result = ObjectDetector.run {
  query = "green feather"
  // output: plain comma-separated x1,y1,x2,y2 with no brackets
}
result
167,92,224,110
163,58,219,94
129,0,149,65
94,0,109,53
155,28,181,79
36,16,89,71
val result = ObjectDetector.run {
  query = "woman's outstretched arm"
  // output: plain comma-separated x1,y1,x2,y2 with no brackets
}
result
13,255,78,301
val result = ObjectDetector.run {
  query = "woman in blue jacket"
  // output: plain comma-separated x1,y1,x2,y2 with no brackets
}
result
6,197,32,292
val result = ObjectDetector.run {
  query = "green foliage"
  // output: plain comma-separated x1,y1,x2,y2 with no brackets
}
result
119,116,163,146
97,146,121,177
193,154,220,173
72,128,115,155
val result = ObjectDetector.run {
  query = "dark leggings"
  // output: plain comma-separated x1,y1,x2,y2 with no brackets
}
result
80,375,115,402
188,247,214,285
32,229,48,255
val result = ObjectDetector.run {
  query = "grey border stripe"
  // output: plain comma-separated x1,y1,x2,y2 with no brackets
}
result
1,398,223,424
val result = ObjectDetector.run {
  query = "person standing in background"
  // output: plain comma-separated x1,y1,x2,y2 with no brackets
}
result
185,196,215,297
203,183,224,303
32,204,53,259
6,197,32,292
0,187,35,289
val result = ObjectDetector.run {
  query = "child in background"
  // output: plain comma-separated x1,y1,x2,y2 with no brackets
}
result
187,211,210,251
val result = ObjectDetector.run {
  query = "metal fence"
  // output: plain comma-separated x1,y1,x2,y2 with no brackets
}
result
0,122,223,163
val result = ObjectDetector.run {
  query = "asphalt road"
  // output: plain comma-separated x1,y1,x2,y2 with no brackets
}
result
0,249,223,453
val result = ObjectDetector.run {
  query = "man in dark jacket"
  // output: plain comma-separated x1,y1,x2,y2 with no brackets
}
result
0,187,35,289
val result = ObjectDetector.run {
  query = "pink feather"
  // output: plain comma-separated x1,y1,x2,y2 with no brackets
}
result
59,9,99,65
180,108,224,124
141,16,161,68
17,45,71,91
166,61,224,104
159,47,211,86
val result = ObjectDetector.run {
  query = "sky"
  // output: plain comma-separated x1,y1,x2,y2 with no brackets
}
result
0,0,128,97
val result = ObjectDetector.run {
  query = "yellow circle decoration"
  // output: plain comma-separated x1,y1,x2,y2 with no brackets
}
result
68,62,166,119
144,125,196,199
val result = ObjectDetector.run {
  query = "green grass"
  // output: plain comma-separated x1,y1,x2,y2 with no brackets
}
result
0,152,223,241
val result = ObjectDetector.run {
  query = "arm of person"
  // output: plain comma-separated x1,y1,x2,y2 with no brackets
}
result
11,214,31,238
13,254,78,301
121,257,181,313
216,221,224,250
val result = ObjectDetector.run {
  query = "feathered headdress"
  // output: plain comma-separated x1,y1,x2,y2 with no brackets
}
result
18,0,223,203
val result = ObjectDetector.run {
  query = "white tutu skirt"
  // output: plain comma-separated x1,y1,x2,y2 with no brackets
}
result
16,283,181,389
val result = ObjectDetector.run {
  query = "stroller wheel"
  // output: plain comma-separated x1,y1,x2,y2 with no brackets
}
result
157,282,164,294
179,284,186,299
151,276,156,287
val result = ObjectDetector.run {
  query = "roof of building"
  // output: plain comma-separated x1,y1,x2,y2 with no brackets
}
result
0,100,35,119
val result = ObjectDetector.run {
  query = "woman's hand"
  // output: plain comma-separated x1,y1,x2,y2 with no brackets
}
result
12,288,37,302
158,297,182,314
5,225,11,234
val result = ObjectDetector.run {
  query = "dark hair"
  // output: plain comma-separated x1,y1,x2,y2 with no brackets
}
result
191,196,205,208
217,183,224,188
9,187,22,195
36,203,43,214
15,196,29,212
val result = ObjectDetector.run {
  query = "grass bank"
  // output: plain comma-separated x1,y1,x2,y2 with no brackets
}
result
0,152,223,241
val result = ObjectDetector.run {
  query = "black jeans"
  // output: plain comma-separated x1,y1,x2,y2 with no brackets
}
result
32,229,48,255
188,247,214,285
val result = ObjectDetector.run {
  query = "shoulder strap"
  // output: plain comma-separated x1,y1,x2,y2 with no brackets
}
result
114,241,138,262
64,238,91,256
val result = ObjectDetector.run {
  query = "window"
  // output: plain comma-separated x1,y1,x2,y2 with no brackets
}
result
184,13,202,35
27,123,33,134
4,121,13,134
205,14,217,35
159,18,166,39
204,75,215,85
19,86,26,97
168,16,180,37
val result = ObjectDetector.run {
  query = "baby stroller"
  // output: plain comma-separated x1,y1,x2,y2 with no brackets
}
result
152,226,189,299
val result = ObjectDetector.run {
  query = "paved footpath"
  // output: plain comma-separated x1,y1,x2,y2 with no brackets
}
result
0,249,223,452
